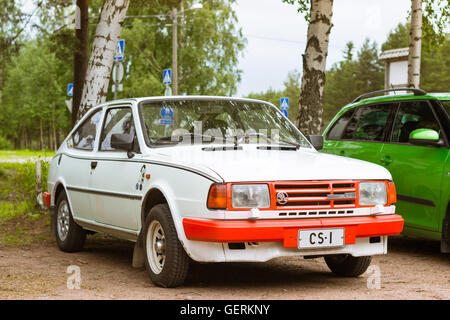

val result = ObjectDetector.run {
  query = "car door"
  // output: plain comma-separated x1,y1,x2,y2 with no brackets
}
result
322,103,396,165
379,100,448,232
89,106,142,231
63,108,104,222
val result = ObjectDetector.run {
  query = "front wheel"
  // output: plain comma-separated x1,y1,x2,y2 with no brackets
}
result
143,204,189,288
325,254,371,277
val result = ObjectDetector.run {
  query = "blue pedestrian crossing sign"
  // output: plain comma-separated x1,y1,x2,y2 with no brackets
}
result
67,83,73,97
163,69,172,85
114,39,125,61
280,97,289,110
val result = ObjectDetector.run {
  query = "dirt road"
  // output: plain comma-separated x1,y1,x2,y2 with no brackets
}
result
0,236,448,300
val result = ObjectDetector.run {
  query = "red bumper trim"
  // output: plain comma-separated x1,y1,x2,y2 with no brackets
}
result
183,215,404,248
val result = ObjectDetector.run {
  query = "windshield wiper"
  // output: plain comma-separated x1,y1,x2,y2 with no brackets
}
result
152,133,235,146
237,132,300,149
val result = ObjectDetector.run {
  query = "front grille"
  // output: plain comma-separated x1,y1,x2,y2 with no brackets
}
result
274,181,357,210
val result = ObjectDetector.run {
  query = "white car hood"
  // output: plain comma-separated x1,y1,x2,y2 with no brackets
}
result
147,145,392,182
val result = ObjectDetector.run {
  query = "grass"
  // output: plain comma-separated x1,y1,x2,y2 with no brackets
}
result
0,161,52,246
0,149,55,160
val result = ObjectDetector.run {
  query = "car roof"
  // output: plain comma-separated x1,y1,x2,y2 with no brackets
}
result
342,92,450,112
98,95,273,107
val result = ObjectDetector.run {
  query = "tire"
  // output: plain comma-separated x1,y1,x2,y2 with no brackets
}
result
324,254,372,277
55,192,86,252
143,204,189,288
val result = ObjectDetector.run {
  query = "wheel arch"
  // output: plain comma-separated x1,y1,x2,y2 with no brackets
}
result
53,181,67,207
141,187,169,227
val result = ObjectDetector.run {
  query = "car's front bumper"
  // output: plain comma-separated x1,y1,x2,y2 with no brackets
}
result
183,214,404,247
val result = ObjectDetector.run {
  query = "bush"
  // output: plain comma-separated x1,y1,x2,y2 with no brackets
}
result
0,135,13,150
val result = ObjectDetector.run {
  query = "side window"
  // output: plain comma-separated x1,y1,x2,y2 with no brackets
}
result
441,100,450,117
326,108,355,140
341,104,392,142
69,109,103,150
99,107,139,152
391,101,441,143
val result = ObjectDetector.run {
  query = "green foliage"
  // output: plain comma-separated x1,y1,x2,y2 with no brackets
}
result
247,70,301,123
281,0,310,20
1,39,71,143
0,135,13,150
116,0,246,98
0,161,50,245
323,39,384,123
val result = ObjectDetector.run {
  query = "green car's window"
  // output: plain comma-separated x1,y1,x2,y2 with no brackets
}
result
391,101,441,143
442,100,450,117
341,104,391,141
326,108,355,140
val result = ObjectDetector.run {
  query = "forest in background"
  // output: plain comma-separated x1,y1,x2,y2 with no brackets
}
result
0,1,449,150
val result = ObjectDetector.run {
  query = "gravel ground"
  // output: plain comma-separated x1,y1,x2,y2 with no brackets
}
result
0,236,448,300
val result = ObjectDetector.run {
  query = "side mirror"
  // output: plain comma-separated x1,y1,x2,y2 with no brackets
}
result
409,128,443,147
309,135,323,150
111,133,134,151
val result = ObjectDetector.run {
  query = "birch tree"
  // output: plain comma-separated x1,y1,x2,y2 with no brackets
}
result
78,0,130,120
408,0,423,88
408,0,450,88
283,0,334,136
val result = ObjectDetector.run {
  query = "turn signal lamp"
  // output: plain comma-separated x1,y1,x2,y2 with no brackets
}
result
207,184,227,209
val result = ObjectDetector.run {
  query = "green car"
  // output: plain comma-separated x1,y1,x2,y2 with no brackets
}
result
322,88,450,252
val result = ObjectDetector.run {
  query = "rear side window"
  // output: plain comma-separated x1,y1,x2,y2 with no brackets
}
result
391,101,441,143
326,108,355,140
68,109,103,150
441,100,450,117
341,104,392,141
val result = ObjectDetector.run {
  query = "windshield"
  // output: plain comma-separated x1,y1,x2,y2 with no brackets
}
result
139,99,311,148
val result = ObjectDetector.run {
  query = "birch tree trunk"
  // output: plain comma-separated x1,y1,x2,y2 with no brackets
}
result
408,0,422,88
297,0,333,136
78,0,130,120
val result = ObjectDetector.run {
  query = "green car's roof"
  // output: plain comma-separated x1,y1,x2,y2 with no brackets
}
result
345,92,450,110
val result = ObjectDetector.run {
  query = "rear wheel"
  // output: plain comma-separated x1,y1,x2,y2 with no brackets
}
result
143,204,189,288
55,192,86,252
325,254,371,277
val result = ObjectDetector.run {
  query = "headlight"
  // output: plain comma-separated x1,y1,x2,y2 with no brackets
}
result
231,184,270,208
359,182,387,206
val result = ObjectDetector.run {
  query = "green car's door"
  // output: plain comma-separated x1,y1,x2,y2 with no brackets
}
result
323,103,396,165
379,100,447,236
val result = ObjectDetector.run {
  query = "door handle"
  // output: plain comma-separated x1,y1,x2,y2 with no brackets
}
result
380,156,392,166
91,161,98,170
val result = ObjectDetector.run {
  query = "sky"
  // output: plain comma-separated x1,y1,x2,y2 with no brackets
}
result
233,0,412,97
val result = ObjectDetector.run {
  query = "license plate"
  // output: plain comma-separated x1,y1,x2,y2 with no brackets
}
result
298,228,345,249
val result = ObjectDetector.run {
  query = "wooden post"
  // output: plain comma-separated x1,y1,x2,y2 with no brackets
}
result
35,160,46,209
